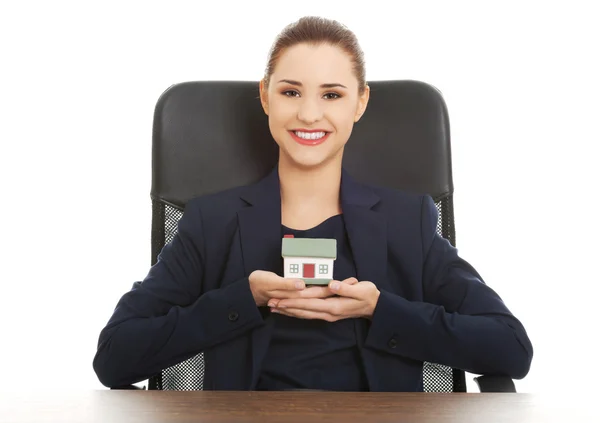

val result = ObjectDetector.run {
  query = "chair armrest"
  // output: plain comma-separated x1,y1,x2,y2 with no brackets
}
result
473,375,516,392
110,384,146,390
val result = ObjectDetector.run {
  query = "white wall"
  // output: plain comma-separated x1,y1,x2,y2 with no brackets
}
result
1,0,598,393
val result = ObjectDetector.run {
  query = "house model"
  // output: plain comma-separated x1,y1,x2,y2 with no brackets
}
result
281,235,337,285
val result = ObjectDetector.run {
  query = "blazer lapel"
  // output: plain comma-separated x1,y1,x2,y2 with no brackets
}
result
236,166,282,389
340,169,390,292
237,170,283,279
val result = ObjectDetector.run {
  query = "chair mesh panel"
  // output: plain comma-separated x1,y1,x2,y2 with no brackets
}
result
148,196,466,392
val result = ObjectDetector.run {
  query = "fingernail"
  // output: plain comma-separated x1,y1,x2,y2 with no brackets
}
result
295,281,305,289
268,302,275,308
331,282,340,290
271,309,280,313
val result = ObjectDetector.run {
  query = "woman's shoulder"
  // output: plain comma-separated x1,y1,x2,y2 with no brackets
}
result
342,168,429,209
187,183,247,208
360,182,438,233
362,181,429,210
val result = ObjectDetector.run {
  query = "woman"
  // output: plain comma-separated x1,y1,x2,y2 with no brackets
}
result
93,16,533,391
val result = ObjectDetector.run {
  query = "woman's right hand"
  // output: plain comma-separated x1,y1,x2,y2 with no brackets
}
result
249,270,345,307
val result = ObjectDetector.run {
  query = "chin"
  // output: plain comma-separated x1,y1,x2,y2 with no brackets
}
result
283,154,324,169
279,147,342,171
275,133,346,170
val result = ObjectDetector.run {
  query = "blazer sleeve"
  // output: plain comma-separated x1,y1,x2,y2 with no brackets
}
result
364,195,533,379
93,199,264,388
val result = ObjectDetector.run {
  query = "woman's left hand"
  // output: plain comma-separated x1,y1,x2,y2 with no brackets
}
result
268,278,381,321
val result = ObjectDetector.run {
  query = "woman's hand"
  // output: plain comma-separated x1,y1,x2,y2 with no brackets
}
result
267,278,381,321
249,270,345,307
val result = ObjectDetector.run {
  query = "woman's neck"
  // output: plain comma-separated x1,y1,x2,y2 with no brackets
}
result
278,157,343,228
279,161,341,205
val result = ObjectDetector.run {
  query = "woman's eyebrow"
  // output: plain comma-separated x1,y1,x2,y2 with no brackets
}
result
277,79,347,89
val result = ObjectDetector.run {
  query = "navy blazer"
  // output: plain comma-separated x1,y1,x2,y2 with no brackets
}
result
93,167,533,391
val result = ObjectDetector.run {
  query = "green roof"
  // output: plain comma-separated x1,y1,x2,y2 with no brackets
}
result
281,238,337,259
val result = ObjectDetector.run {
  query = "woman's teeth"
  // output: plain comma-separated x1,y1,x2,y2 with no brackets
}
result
295,131,326,140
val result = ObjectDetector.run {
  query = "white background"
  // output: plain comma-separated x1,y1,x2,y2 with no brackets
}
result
1,0,598,393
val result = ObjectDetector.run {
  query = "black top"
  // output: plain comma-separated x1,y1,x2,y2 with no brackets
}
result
256,214,369,391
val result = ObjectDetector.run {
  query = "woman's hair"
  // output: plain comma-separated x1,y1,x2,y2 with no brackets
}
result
264,16,367,94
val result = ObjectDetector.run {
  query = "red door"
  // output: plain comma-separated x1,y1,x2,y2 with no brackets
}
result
303,263,315,278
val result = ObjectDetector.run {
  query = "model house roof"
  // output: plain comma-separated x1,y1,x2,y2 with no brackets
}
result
281,238,337,259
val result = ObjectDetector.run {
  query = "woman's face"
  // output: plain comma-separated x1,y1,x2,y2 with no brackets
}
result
260,43,369,170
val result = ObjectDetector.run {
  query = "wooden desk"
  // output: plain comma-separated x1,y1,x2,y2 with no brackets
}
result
0,391,595,422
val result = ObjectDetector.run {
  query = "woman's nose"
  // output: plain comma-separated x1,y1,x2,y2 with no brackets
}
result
297,98,323,124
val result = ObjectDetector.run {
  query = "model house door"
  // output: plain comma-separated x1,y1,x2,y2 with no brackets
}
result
303,263,315,278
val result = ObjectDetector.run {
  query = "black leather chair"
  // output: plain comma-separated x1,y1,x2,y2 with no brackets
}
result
128,80,515,393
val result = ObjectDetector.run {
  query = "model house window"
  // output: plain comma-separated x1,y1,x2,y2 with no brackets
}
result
319,264,328,274
290,264,299,273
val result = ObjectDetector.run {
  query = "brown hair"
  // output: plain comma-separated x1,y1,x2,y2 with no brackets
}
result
264,16,367,94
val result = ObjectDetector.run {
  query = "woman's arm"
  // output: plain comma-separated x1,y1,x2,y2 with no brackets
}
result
364,195,533,379
92,199,264,388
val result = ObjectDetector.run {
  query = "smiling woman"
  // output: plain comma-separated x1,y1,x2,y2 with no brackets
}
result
93,16,533,393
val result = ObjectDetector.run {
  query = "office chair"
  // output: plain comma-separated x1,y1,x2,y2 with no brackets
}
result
143,80,515,393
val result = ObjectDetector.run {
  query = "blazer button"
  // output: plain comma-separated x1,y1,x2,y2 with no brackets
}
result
388,338,398,349
228,311,239,322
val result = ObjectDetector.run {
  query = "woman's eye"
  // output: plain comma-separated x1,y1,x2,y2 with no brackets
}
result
282,91,341,99
324,92,341,100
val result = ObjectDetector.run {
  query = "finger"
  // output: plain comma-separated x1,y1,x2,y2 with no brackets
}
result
266,276,306,292
267,289,308,299
341,277,359,285
268,280,363,304
299,286,336,298
267,298,281,308
328,280,364,299
329,278,358,286
258,270,306,291
269,285,334,300
268,287,333,307
276,297,356,314
274,298,328,311
272,307,340,322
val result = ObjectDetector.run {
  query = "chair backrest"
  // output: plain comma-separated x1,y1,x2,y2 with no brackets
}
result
149,80,464,392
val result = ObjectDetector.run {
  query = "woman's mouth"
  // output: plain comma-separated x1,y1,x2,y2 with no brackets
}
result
289,130,330,146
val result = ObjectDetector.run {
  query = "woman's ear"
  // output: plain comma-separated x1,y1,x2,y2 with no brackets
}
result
354,84,370,122
259,79,269,116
